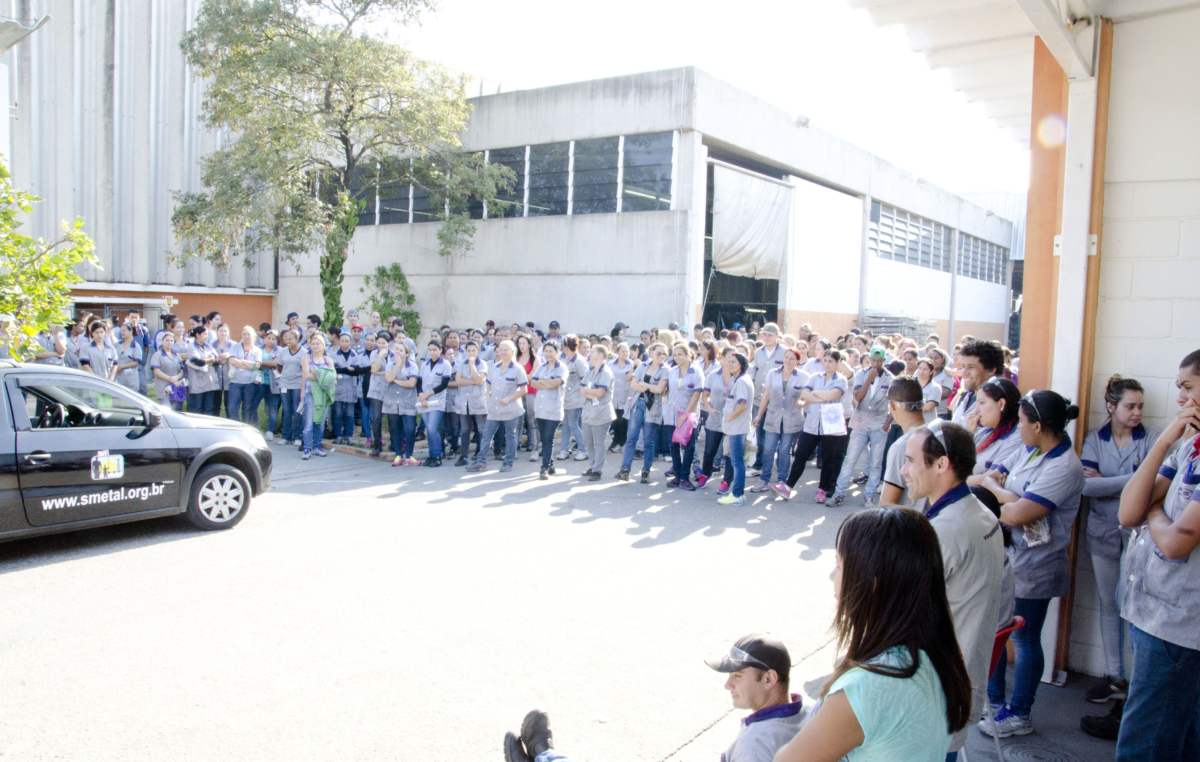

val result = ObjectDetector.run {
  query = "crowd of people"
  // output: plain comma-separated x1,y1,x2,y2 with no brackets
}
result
24,308,1200,761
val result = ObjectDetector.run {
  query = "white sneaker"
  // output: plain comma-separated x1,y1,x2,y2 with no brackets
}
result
978,706,1033,738
573,451,589,461
265,431,274,441
529,452,539,462
748,468,762,477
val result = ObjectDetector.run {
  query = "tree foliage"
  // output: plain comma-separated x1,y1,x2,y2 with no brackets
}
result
0,160,97,359
360,262,420,336
172,0,515,315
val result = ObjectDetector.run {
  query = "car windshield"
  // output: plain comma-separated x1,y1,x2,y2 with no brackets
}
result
19,378,149,429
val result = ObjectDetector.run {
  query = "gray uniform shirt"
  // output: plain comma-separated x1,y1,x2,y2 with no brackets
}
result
454,355,488,415
998,436,1086,599
417,357,455,409
228,343,264,386
850,367,893,431
973,426,1025,476
721,696,813,762
78,340,116,379
1081,423,1160,560
530,360,567,421
1122,433,1200,650
882,427,919,508
33,331,64,366
662,364,705,424
485,361,528,421
801,372,848,436
562,353,589,410
365,349,389,402
185,343,220,394
611,359,636,414
581,364,616,427
631,361,670,424
704,368,727,432
751,344,786,405
762,368,809,434
932,370,952,416
149,350,183,400
332,349,364,403
277,346,308,392
722,376,755,437
383,357,418,415
213,340,237,390
114,343,142,391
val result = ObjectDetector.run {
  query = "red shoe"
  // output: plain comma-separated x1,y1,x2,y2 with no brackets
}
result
697,475,708,489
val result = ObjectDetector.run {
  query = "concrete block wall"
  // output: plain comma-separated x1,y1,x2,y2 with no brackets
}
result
1069,6,1200,678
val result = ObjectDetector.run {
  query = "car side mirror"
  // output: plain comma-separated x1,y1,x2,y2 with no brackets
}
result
144,409,162,429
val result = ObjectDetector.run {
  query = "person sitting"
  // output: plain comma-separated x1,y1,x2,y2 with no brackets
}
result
502,634,812,762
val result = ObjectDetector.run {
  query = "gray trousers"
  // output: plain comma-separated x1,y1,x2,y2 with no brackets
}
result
583,422,610,473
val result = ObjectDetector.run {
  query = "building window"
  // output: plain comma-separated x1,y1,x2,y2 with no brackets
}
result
571,137,619,215
958,233,1008,284
412,183,438,223
526,142,570,216
487,146,526,218
621,132,673,212
867,202,951,273
349,167,377,226
376,163,411,224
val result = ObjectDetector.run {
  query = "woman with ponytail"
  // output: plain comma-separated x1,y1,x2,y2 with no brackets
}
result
965,379,1024,478
1075,376,1160,717
717,351,754,506
978,389,1085,738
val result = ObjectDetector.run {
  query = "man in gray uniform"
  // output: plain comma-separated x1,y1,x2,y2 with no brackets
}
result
750,324,785,475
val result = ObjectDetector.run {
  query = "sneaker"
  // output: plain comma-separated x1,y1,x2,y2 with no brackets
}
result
467,462,486,473
548,466,557,476
718,494,747,506
771,482,792,500
717,481,731,496
265,431,274,442
693,465,703,479
748,468,762,477
429,458,442,468
499,463,512,472
667,477,681,488
392,456,405,467
815,489,827,503
313,447,327,457
406,456,420,466
362,437,372,449
697,475,708,489
301,449,312,460
573,451,588,461
828,492,845,507
556,452,569,461
640,470,650,484
679,479,695,491
1081,700,1123,740
750,482,771,493
665,470,676,479
529,452,540,462
862,496,876,507
588,472,602,481
454,457,468,467
616,467,630,481
978,706,1033,738
1085,676,1128,703
634,450,644,459
540,468,549,480
853,473,869,485
370,448,382,459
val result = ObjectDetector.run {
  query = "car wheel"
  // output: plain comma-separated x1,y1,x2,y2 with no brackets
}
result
186,464,251,530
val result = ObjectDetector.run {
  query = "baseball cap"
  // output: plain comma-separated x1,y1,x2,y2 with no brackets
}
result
614,322,628,330
761,323,780,335
526,321,536,328
870,347,886,359
706,634,791,682
351,324,363,331
668,322,680,330
286,312,299,320
549,320,560,329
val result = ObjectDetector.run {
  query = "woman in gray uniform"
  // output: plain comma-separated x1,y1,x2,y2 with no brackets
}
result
978,390,1085,739
557,335,589,462
113,323,142,391
276,330,308,445
78,320,116,381
149,332,185,411
616,342,669,484
383,341,420,466
185,326,220,415
579,345,616,481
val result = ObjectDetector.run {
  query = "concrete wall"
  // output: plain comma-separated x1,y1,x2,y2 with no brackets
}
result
1070,5,1200,678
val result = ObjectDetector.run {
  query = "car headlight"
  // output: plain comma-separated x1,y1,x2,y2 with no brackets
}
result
245,428,268,449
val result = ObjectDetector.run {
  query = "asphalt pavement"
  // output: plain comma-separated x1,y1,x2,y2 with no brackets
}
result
0,440,1113,761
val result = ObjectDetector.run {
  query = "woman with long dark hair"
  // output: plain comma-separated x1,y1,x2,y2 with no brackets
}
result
515,334,539,454
616,342,669,483
185,326,220,415
978,389,1084,738
779,349,849,503
716,351,754,505
776,508,972,762
608,342,635,454
965,378,1023,478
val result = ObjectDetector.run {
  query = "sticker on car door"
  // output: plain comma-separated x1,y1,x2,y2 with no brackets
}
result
91,451,124,480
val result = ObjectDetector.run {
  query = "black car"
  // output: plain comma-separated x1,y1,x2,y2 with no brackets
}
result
0,360,271,541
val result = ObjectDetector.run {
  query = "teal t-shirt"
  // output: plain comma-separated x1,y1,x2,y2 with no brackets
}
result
830,647,951,762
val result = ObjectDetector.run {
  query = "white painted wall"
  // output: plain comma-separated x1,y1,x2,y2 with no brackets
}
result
784,177,862,316
954,276,1009,324
865,258,952,319
1072,5,1200,678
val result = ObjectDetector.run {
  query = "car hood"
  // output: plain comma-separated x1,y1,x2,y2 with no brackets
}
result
162,409,257,432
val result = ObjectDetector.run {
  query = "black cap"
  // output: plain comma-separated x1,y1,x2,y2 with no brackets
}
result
286,312,299,320
614,322,628,330
705,634,790,682
526,321,536,328
668,322,680,330
549,320,560,329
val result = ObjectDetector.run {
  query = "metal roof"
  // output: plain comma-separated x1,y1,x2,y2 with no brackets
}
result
848,0,1199,149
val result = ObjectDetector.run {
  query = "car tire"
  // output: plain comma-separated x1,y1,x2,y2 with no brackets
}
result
186,464,251,530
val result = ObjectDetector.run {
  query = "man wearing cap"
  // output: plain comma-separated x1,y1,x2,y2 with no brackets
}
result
830,346,893,507
502,634,810,762
285,312,300,334
750,324,785,476
900,421,1006,758
546,321,561,342
612,322,628,342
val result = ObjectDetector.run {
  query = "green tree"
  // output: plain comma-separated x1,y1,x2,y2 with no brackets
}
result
0,159,97,359
359,262,421,336
172,0,515,327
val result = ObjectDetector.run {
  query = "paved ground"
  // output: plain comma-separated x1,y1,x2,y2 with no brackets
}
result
0,439,1114,761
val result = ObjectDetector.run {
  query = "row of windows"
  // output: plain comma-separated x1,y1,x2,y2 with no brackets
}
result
868,201,1008,284
356,132,674,226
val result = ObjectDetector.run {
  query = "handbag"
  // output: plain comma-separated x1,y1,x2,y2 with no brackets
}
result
672,411,696,445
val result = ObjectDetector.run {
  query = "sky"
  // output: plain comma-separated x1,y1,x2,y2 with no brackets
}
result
391,0,1031,196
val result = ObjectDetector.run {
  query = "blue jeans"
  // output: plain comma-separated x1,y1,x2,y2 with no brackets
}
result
387,414,416,457
836,426,888,497
987,597,1051,717
620,399,660,472
280,389,302,442
723,433,746,497
664,420,698,480
538,418,559,470
359,396,371,436
302,390,329,452
332,401,356,438
478,417,520,466
1116,625,1200,761
759,428,796,485
423,409,444,458
187,390,215,416
700,428,724,478
264,391,281,433
558,407,585,456
227,382,265,426
751,404,765,469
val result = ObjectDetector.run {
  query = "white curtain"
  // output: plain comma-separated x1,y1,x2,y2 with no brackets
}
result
710,165,792,280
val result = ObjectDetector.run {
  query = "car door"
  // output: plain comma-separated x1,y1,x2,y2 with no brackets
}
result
9,373,183,527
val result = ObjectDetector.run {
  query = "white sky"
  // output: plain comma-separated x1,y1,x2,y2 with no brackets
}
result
394,0,1031,196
